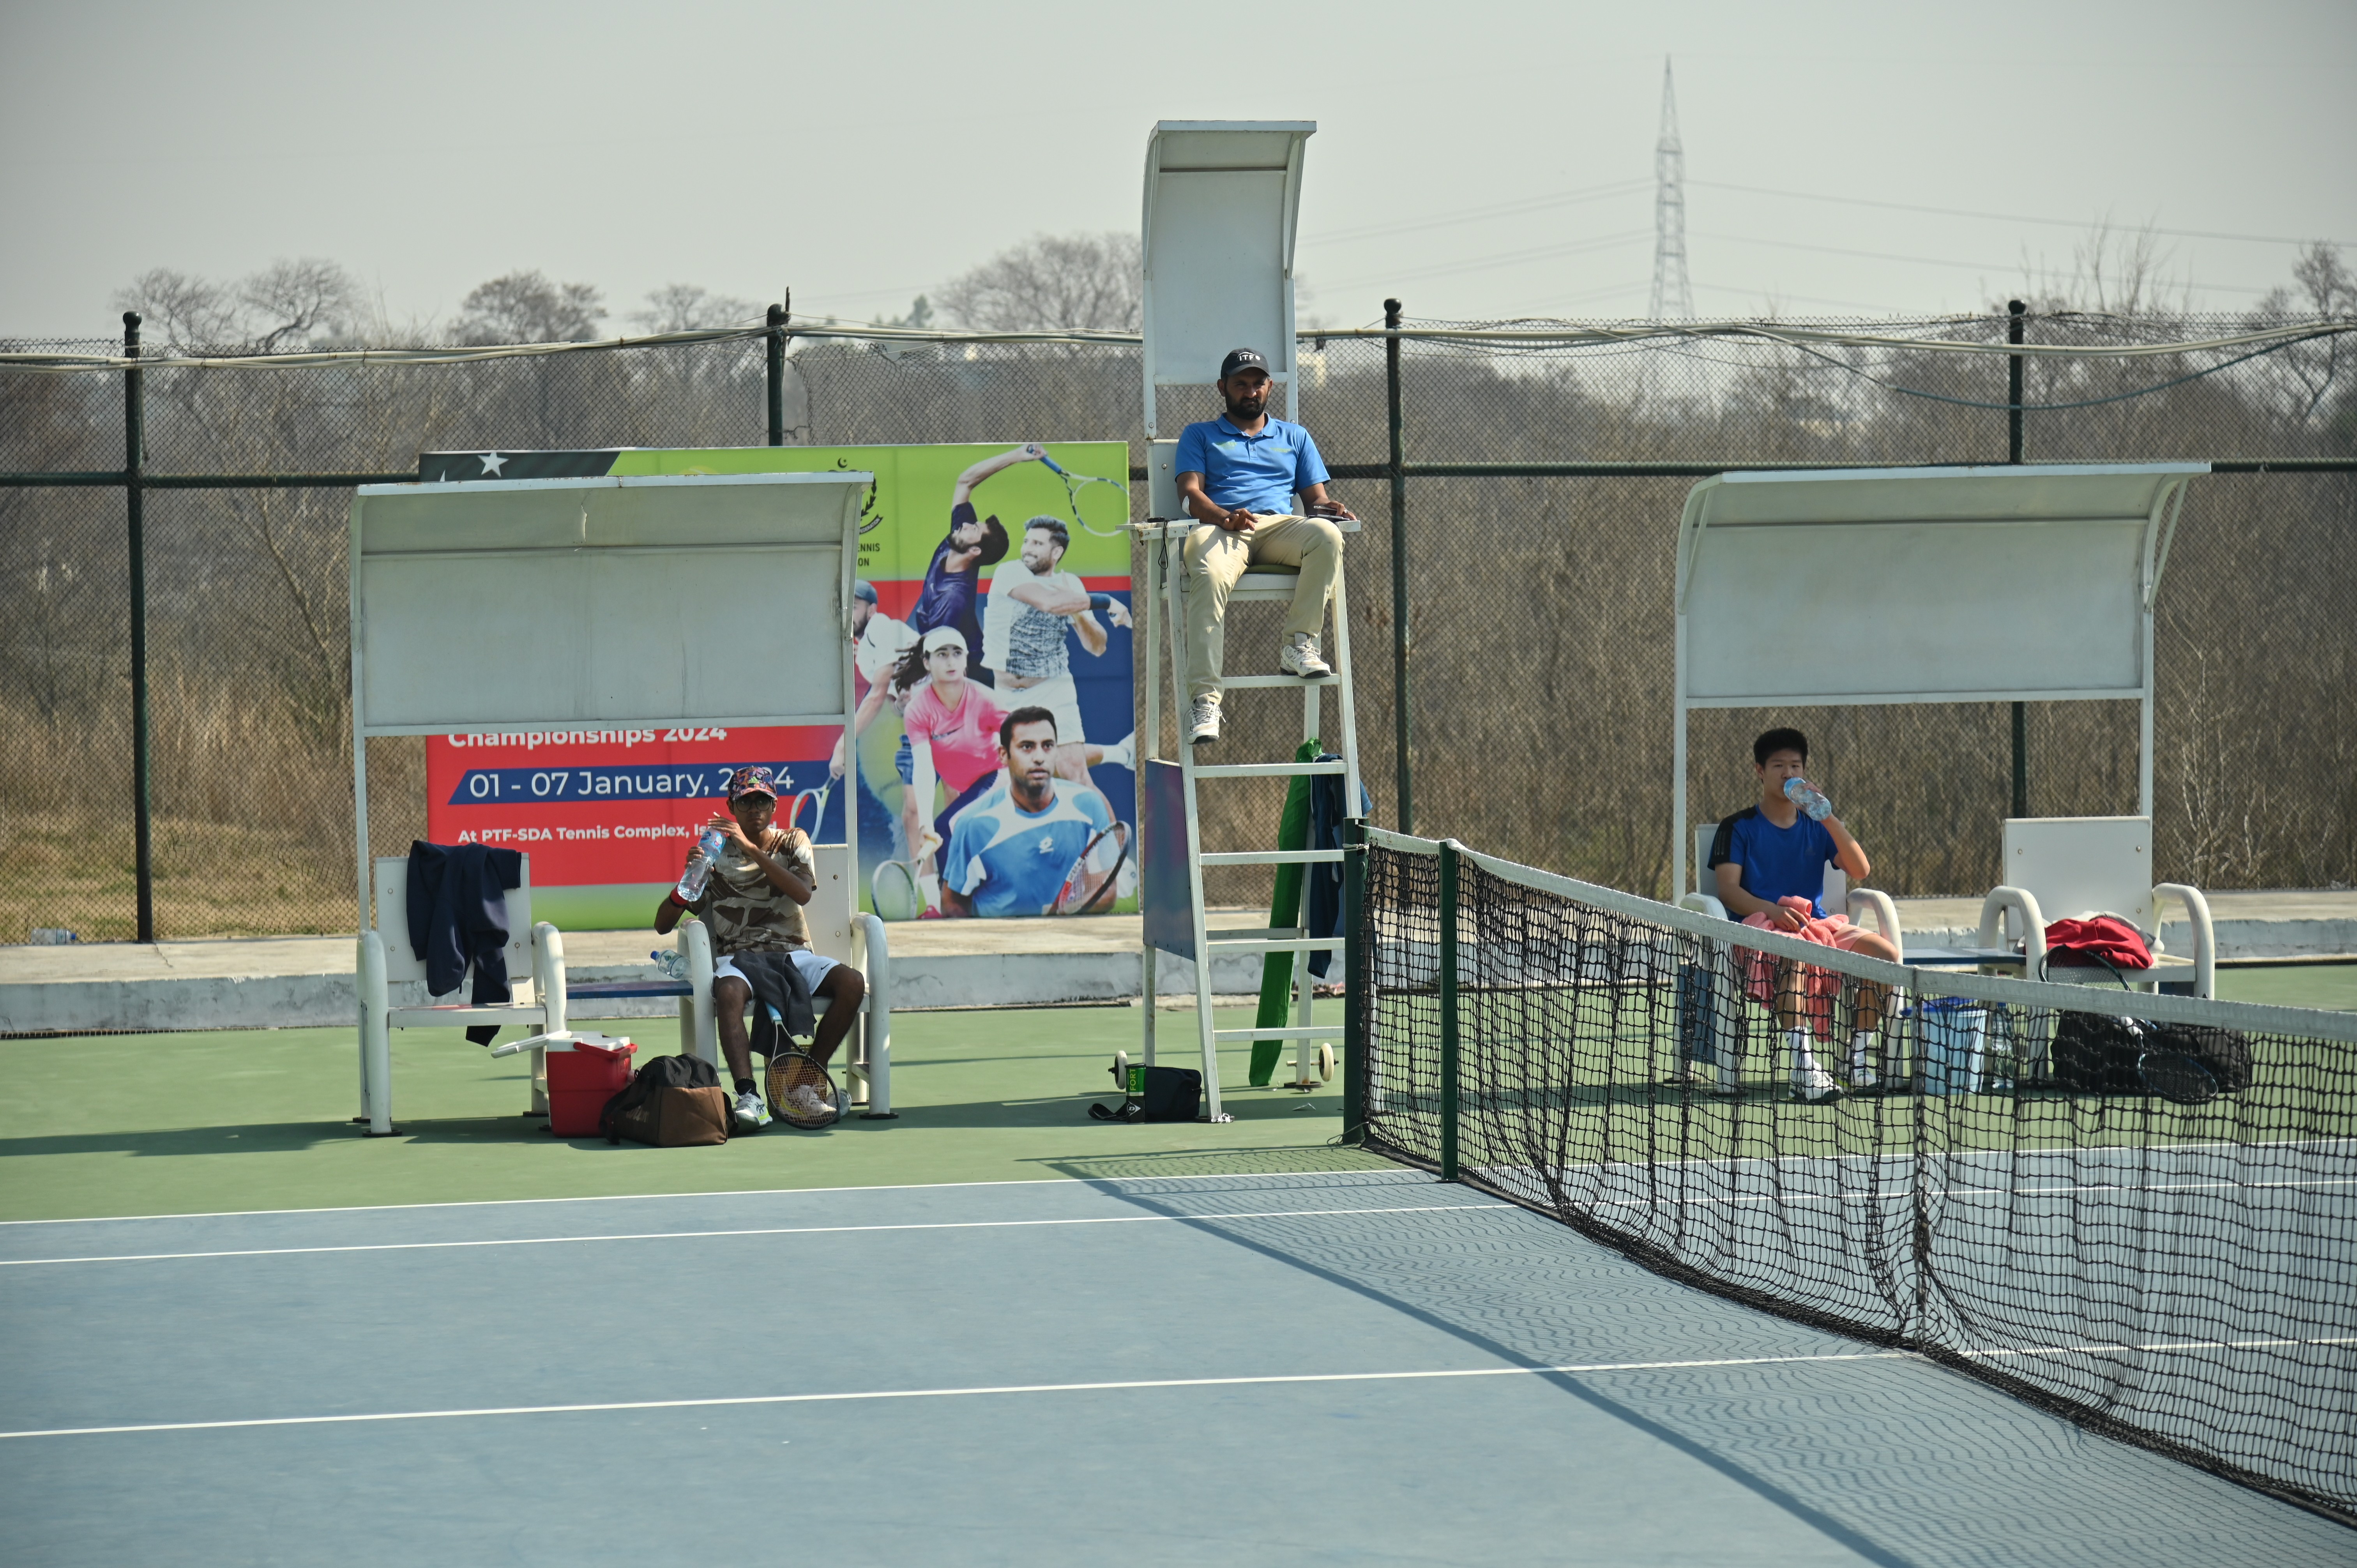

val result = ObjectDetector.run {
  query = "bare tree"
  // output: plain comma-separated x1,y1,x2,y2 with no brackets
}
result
113,258,360,351
455,271,606,344
2250,242,2356,426
937,232,1141,332
2007,221,2191,317
631,283,761,333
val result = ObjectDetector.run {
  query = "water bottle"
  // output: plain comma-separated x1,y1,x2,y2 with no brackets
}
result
674,828,727,902
650,950,689,983
1783,777,1834,823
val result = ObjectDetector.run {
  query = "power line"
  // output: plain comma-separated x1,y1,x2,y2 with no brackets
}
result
1690,179,2348,250
1321,230,1652,295
1304,178,1648,248
1690,230,2280,296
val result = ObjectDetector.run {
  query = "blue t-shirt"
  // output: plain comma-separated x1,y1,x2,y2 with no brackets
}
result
1173,415,1331,515
1708,807,1836,918
908,503,986,656
943,779,1114,917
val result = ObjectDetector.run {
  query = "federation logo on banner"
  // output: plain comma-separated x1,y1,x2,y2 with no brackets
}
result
424,727,843,887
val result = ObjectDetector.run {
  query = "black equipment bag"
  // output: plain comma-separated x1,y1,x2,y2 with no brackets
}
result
2039,951,2253,1097
601,1052,723,1144
1136,1065,1201,1122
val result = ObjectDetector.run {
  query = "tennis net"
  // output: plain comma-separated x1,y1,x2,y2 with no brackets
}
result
1348,829,2357,1523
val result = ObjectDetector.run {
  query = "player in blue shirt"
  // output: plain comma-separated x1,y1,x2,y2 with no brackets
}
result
940,706,1115,918
1171,347,1355,744
1705,727,1896,1100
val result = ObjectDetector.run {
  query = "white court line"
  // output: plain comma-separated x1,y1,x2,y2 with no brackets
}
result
0,1203,1512,1268
0,1166,1411,1229
0,1351,1920,1441
1549,1175,2357,1213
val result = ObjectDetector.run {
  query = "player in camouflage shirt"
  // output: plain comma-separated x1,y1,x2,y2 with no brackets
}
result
655,766,866,1128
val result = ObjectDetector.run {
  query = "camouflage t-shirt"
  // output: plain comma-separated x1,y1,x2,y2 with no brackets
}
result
689,826,814,955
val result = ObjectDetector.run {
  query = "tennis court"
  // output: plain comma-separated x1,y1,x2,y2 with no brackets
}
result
5,1162,2353,1567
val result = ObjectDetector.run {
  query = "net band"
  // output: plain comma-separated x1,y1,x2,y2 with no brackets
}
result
1351,830,2357,1524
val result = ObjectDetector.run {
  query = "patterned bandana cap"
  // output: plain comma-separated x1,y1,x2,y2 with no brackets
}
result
726,765,779,801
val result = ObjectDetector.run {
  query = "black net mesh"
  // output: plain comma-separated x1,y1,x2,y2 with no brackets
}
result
1,311,2351,938
1353,836,2357,1523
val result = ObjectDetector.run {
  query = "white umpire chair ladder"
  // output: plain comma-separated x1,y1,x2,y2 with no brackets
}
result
1134,441,1364,1121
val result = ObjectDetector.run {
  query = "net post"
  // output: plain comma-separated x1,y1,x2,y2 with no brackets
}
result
1341,819,1367,1145
1438,837,1460,1181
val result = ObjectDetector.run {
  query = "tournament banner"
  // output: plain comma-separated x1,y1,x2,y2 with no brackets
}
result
419,441,1134,928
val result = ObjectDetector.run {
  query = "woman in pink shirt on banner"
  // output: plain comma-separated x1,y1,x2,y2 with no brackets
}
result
894,625,1010,915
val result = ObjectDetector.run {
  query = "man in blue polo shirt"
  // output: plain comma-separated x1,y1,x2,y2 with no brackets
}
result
1171,348,1355,743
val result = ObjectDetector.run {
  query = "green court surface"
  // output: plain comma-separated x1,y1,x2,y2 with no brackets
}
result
0,1006,1371,1223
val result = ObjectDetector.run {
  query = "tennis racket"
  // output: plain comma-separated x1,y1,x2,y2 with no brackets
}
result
790,782,833,838
767,1045,842,1130
1037,451,1131,537
1048,821,1131,915
2137,1049,2218,1105
871,859,922,921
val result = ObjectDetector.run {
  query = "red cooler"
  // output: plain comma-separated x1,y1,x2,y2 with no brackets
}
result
546,1035,637,1137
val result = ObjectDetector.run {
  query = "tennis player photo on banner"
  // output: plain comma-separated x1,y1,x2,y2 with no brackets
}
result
418,439,1136,925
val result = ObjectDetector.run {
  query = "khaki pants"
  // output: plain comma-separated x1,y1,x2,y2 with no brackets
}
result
1182,515,1343,701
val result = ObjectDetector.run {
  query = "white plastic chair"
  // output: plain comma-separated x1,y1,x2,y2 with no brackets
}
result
668,845,896,1117
1975,816,2213,998
355,854,567,1136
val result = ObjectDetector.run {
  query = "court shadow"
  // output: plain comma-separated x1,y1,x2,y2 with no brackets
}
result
0,1114,602,1159
1084,1173,2353,1568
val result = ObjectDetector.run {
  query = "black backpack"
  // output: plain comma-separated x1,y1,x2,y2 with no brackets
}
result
1088,1064,1202,1123
601,1053,721,1144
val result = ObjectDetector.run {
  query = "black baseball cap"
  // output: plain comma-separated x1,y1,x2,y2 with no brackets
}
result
1219,347,1269,379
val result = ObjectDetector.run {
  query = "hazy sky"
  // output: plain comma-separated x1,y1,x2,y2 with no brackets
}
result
3,0,2351,337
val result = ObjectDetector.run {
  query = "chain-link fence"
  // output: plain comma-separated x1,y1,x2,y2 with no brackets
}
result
2,313,2350,941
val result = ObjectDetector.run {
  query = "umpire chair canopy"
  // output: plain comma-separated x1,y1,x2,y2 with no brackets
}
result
1140,119,1314,436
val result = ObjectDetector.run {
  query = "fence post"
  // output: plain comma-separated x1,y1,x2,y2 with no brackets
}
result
1438,837,1460,1181
1341,818,1367,1145
123,311,155,943
765,300,789,446
2007,300,2027,821
1385,298,1413,834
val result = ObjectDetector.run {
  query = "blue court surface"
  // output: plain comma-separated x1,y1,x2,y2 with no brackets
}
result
2,1165,2348,1566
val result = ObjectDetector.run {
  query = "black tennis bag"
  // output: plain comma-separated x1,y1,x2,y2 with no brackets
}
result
601,1052,726,1145
1088,1064,1202,1124
2047,1012,2253,1097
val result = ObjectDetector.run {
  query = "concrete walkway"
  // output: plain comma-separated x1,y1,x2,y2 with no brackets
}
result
5,892,2352,1035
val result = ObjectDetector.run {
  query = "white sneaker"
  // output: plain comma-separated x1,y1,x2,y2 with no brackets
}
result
1788,1028,1841,1102
733,1089,771,1129
1846,1031,1880,1090
1280,632,1332,679
1187,695,1221,745
787,1083,836,1121
1100,731,1136,772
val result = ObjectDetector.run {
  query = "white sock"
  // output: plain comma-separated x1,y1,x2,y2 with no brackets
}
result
1848,1030,1878,1083
1788,1026,1823,1080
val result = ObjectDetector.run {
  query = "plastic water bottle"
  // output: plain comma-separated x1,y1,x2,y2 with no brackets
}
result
650,950,688,982
674,828,727,902
1783,777,1834,822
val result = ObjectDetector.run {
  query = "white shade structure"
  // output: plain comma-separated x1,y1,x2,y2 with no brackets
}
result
1672,462,2206,897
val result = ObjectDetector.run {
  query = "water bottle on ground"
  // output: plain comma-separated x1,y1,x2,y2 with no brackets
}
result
674,828,727,902
1783,777,1834,822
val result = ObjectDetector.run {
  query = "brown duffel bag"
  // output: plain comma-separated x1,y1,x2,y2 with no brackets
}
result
601,1054,731,1147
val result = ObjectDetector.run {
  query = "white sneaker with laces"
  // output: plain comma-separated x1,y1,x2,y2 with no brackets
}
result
1187,695,1222,745
787,1084,835,1121
1279,632,1332,679
733,1089,770,1128
1101,731,1136,772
